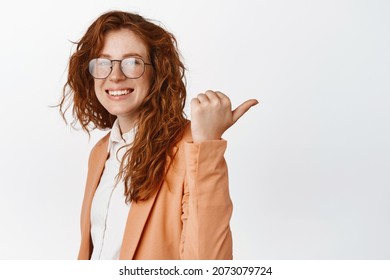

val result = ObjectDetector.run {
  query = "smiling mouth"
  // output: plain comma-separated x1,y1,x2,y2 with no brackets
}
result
105,89,134,96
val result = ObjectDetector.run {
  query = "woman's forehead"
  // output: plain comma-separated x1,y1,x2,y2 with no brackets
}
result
99,29,149,59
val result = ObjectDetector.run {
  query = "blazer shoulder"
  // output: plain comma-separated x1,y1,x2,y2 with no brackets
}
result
88,132,110,162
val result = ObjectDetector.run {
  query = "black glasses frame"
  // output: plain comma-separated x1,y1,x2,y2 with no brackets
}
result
88,57,152,79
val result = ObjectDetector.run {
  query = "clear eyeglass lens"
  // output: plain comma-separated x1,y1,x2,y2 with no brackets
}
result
121,58,144,78
96,58,111,78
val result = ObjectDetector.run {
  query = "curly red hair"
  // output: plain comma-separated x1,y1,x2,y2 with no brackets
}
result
59,11,188,202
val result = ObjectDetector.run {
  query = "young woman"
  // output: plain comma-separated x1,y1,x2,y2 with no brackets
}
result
59,10,258,260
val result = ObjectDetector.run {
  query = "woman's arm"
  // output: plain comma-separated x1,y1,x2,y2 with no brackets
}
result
179,91,258,259
180,140,233,259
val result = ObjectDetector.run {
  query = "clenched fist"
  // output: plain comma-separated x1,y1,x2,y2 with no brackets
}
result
190,90,259,143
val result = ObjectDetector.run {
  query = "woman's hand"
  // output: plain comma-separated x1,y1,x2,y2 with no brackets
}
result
190,90,259,143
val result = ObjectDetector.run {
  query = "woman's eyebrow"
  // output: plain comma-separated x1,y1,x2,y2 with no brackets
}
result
98,52,145,59
122,52,144,58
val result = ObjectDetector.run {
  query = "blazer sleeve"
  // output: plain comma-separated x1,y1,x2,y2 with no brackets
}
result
180,140,233,259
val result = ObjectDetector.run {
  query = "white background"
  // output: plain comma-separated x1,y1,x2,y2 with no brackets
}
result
0,0,389,259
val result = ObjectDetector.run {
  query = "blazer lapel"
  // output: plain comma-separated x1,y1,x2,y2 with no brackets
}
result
86,133,110,198
119,146,179,259
119,191,160,259
79,133,110,259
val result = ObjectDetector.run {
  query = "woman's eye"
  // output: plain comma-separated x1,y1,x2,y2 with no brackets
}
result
99,60,110,66
124,59,136,66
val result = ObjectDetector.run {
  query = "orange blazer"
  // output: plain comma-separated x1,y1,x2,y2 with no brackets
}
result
77,126,233,259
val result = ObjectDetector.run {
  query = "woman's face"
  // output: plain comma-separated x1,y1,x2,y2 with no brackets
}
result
93,28,152,131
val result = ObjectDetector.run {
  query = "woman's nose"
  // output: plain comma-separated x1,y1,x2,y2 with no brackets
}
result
108,61,126,81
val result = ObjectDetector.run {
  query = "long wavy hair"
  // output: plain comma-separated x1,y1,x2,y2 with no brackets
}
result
59,11,188,202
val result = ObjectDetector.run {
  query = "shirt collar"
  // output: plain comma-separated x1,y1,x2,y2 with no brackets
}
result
108,119,136,153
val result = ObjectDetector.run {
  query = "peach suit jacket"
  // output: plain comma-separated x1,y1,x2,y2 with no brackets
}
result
77,125,233,260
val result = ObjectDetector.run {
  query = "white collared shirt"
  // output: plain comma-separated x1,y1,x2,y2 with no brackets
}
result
90,119,134,260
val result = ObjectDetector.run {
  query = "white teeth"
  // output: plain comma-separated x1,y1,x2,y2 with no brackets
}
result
107,89,132,96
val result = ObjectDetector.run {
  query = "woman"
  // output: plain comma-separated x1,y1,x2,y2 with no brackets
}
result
59,10,258,260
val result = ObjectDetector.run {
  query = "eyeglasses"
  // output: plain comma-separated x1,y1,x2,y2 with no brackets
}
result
88,57,152,79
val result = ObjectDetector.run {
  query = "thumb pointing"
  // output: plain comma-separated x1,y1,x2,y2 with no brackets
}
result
232,99,259,124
